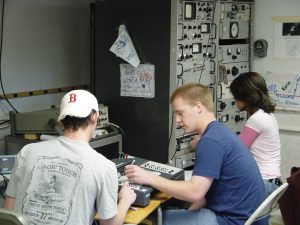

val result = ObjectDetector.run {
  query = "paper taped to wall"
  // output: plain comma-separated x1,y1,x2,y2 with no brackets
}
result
120,63,155,98
110,25,140,68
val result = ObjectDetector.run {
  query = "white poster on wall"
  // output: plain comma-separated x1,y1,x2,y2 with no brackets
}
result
264,71,300,111
120,63,155,98
273,18,300,59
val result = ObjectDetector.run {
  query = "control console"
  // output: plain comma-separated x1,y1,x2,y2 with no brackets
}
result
112,156,184,206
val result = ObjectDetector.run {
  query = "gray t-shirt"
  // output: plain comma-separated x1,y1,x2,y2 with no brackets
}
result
6,136,118,225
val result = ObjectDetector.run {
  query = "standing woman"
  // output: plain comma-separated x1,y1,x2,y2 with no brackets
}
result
229,72,282,196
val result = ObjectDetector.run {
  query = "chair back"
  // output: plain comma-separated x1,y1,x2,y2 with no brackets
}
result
0,208,29,225
245,182,289,225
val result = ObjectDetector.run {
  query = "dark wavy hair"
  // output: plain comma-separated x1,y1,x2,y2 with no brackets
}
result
229,72,275,114
60,109,97,131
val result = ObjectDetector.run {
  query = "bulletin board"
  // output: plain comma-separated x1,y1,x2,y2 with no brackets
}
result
264,71,300,111
120,63,155,98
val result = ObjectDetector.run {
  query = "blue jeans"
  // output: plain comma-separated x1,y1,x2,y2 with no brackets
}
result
162,208,218,225
264,180,280,197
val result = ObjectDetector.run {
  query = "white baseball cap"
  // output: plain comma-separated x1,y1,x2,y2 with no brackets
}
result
58,90,99,121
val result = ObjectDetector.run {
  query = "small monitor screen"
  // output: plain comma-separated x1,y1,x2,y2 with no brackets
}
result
184,2,196,20
192,43,202,54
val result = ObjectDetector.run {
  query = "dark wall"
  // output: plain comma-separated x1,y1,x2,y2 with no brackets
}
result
93,0,171,163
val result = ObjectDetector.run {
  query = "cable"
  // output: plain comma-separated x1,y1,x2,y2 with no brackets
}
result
0,173,8,199
0,0,18,113
177,75,184,87
108,122,126,141
168,112,177,161
170,66,190,161
170,150,177,161
92,220,99,225
198,1,217,83
183,65,205,73
170,129,187,162
0,174,8,186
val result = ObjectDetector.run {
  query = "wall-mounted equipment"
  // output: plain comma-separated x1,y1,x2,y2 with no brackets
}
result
92,0,253,167
253,39,268,57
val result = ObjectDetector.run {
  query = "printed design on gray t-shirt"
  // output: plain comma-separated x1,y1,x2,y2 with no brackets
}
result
22,156,82,225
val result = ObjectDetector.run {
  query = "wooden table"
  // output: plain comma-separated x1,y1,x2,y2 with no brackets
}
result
125,192,171,224
95,192,171,225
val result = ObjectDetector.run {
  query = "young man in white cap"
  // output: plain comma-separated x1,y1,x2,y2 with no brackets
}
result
4,90,136,225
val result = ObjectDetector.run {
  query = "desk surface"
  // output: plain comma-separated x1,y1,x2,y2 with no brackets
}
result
95,192,171,224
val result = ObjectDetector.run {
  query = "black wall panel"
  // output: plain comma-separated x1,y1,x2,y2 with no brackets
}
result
93,0,171,163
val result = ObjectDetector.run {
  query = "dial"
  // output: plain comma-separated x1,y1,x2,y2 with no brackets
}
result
231,66,239,76
230,22,239,38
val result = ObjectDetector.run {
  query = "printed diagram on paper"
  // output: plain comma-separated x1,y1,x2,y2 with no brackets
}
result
120,64,155,98
264,71,300,110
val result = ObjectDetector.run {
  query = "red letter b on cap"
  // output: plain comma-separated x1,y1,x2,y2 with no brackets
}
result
68,93,77,103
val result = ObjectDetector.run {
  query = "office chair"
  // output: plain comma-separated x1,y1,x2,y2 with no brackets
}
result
0,208,29,225
245,182,289,225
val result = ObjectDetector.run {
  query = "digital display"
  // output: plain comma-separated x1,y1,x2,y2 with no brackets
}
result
230,22,239,38
192,43,202,54
184,2,196,20
201,23,210,33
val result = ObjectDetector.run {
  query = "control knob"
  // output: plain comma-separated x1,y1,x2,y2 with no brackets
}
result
235,115,245,122
227,49,232,55
220,102,226,110
231,66,239,76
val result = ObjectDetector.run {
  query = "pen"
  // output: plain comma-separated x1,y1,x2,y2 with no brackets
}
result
131,160,135,165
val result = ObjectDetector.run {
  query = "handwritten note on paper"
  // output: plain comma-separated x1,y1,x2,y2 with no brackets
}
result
110,25,140,68
264,71,300,111
120,64,155,98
